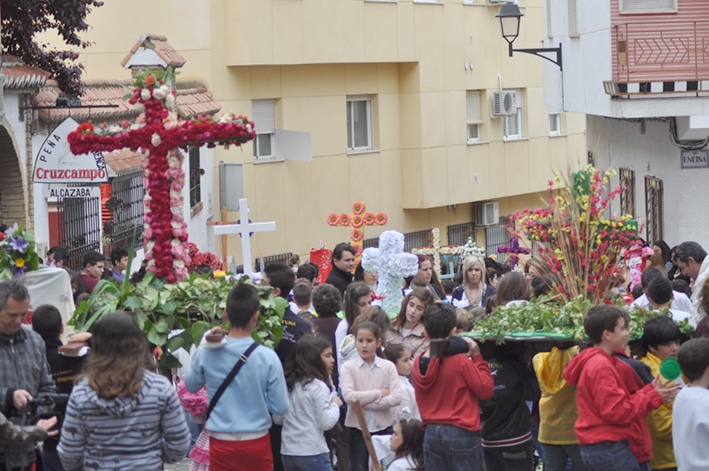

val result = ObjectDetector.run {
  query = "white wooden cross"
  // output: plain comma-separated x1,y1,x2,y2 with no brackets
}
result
211,198,276,275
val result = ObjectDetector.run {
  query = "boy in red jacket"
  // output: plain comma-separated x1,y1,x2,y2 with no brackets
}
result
412,303,494,471
563,305,678,471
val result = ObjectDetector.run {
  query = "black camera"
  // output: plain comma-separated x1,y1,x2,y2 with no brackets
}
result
11,393,69,426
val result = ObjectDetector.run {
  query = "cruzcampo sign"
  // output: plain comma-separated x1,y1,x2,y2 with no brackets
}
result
33,117,108,184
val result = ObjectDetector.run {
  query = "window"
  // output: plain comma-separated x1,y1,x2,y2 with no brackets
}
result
189,147,202,209
347,96,372,151
252,99,276,159
466,91,482,143
619,167,635,217
645,176,664,243
548,113,562,135
504,108,523,140
620,0,677,13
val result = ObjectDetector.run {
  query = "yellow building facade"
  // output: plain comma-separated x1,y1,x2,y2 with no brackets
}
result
64,0,586,264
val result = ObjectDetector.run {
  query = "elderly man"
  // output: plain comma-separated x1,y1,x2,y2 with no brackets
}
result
673,241,709,322
0,280,56,471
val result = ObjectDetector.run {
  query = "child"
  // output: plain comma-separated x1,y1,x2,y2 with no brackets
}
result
384,344,420,421
455,308,471,334
58,313,190,470
639,316,683,471
480,342,539,471
276,335,342,471
341,322,401,471
177,379,210,471
339,305,391,368
385,288,435,359
673,337,709,470
388,418,425,471
185,284,289,471
532,345,585,471
563,305,678,471
411,303,494,471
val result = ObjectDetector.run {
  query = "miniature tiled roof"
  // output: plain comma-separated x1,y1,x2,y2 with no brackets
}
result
33,80,222,124
2,55,50,89
104,148,147,177
121,33,186,69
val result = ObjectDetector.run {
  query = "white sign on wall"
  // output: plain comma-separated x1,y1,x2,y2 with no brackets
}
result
681,149,709,169
33,117,109,184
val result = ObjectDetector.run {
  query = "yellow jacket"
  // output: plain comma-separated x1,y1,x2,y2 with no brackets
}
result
639,352,677,470
533,346,579,445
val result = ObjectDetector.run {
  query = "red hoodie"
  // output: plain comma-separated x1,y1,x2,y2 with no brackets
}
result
563,347,662,463
412,353,494,432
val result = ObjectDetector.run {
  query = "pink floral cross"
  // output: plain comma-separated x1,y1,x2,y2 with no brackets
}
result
326,201,387,261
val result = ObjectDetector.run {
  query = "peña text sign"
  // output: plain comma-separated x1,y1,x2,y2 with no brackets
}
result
33,117,108,183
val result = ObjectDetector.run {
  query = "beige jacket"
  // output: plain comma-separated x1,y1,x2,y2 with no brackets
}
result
385,323,429,359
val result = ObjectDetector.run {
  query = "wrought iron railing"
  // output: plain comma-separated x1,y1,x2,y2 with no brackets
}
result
403,229,433,253
447,222,476,246
485,215,512,259
58,196,102,269
104,169,144,253
255,252,293,271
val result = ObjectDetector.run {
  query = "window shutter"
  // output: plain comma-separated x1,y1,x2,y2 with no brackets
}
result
252,99,276,134
466,91,481,123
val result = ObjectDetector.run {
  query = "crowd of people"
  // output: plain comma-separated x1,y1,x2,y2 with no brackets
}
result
0,238,708,471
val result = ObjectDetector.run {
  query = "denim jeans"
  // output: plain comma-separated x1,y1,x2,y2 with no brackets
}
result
580,441,643,471
423,424,483,471
282,453,332,471
348,427,393,471
541,443,585,471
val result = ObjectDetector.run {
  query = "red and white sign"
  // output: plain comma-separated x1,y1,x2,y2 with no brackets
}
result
33,117,108,184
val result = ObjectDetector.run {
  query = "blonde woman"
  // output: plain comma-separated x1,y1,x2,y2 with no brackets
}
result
452,256,494,310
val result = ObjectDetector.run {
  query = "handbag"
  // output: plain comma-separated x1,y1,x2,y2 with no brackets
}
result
205,342,259,422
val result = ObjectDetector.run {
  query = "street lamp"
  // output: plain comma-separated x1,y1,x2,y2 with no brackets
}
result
496,2,562,70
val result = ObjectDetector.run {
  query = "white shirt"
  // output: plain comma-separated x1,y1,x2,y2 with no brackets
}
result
274,379,340,456
673,385,709,471
630,291,692,313
387,455,420,471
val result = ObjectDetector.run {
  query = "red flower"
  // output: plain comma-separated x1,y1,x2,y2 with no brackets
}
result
327,213,340,226
363,213,376,226
145,75,156,87
340,214,351,226
352,201,366,216
352,215,364,228
374,212,387,225
351,228,364,242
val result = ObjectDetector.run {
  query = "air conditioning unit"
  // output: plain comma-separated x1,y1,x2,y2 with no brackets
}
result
488,0,507,4
474,202,499,226
490,90,518,117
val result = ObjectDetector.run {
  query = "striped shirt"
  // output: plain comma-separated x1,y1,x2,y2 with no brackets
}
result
58,371,190,471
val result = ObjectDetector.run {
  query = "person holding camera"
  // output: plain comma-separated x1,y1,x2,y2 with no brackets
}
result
0,280,57,471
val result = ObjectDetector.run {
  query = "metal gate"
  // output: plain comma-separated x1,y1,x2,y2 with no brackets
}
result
104,170,144,252
57,196,102,269
485,215,512,258
619,167,636,217
645,176,664,243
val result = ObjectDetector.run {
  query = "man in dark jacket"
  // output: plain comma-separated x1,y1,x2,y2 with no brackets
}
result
0,280,56,471
325,242,356,295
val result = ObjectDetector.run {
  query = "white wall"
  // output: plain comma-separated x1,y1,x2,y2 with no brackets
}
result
184,145,215,253
589,115,709,248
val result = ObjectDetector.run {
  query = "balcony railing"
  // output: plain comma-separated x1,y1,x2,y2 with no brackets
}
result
605,20,709,97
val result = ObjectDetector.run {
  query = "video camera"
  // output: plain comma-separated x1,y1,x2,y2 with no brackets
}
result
10,393,69,426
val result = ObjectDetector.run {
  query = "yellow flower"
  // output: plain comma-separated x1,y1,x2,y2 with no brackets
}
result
15,258,25,267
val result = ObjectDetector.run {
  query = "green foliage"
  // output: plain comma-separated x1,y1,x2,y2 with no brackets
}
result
70,272,285,368
472,297,694,343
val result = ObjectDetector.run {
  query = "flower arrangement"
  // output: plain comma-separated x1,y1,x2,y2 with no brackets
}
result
187,243,223,272
497,235,530,270
361,231,419,315
511,166,638,305
461,236,486,258
68,68,255,282
326,201,387,260
411,228,465,275
0,224,40,279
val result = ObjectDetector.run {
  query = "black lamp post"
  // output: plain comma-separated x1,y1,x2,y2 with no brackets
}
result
496,2,562,71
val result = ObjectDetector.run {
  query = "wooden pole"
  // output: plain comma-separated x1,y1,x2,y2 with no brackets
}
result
351,399,383,471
